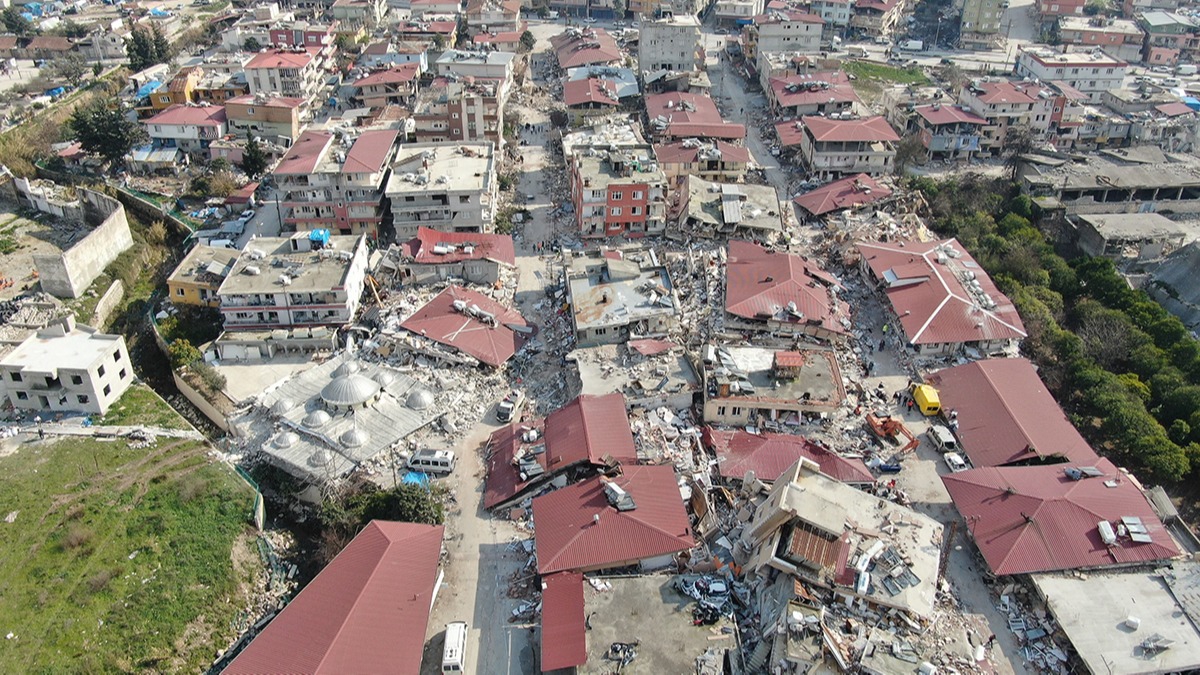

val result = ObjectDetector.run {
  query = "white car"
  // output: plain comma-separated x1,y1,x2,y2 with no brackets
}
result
944,452,969,473
583,16,597,23
630,20,640,28
239,209,256,222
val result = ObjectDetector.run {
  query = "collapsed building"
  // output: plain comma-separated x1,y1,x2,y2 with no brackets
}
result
699,345,846,427
566,250,679,347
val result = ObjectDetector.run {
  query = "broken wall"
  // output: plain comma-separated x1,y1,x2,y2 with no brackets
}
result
34,189,134,298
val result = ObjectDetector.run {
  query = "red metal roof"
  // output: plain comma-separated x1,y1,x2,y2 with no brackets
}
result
774,120,807,148
483,421,546,510
645,92,747,140
533,465,694,574
550,29,622,69
653,140,751,165
858,239,1026,346
246,49,315,70
222,521,443,675
942,459,1179,576
401,226,516,266
341,129,398,174
146,104,227,127
794,173,892,217
925,357,1099,467
540,572,587,672
274,130,335,175
543,393,637,471
914,104,988,126
353,63,420,87
801,115,900,143
400,286,531,367
1156,102,1194,117
704,427,874,485
563,77,620,107
770,73,859,110
629,338,676,356
971,80,1037,105
725,240,845,335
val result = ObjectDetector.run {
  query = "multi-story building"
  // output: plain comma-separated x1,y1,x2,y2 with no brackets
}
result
653,140,751,183
150,66,203,112
144,104,228,156
909,103,988,160
959,0,1005,48
464,0,522,36
351,63,421,109
1014,47,1128,102
331,0,388,30
0,317,133,415
411,0,462,19
193,69,251,105
385,142,498,240
434,49,517,81
166,245,240,307
795,115,900,179
217,233,370,330
412,79,506,146
645,92,747,141
638,12,703,73
957,79,1052,155
1138,11,1199,68
550,28,623,70
357,40,430,70
273,129,400,239
1056,17,1144,62
77,28,127,62
566,251,678,345
245,49,327,111
744,9,824,62
811,0,853,31
767,71,859,117
1036,0,1086,22
1125,0,1186,20
564,78,622,124
267,19,339,50
225,93,304,145
570,144,667,238
714,0,765,28
851,0,905,38
699,345,846,425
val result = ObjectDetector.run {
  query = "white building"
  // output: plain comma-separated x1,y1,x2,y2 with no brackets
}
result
143,104,227,155
385,142,498,240
959,0,1005,46
638,13,702,73
811,0,852,28
434,50,516,81
714,0,765,27
217,233,370,330
0,317,133,415
1014,47,1128,102
245,49,327,110
749,9,825,56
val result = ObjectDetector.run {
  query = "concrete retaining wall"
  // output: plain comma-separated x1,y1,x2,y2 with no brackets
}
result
173,370,231,432
33,189,134,298
90,279,125,328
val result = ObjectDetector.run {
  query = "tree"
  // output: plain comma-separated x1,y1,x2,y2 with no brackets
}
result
1002,125,1036,180
91,61,103,77
168,339,201,368
519,30,536,53
69,98,146,168
55,20,89,38
49,53,89,89
1,7,33,36
243,36,261,52
241,133,270,178
151,24,172,64
893,135,925,175
126,26,171,71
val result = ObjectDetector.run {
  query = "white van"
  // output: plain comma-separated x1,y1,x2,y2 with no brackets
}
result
443,621,468,673
407,449,457,475
928,425,958,453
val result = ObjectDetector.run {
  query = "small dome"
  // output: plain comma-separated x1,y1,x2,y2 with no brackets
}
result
321,374,381,408
332,361,362,378
406,388,435,410
340,427,370,448
302,409,332,428
308,448,332,467
270,398,294,415
273,431,299,448
372,369,397,387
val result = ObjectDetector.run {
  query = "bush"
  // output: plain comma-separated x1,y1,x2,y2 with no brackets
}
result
191,361,226,392
168,339,201,369
62,524,92,551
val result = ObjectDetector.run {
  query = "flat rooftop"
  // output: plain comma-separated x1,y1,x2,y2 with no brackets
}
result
219,234,364,296
574,145,665,192
1077,212,1189,240
578,576,734,674
0,323,120,373
680,177,783,233
386,143,494,195
567,256,677,331
1034,566,1200,675
562,121,645,157
705,345,846,412
572,343,699,401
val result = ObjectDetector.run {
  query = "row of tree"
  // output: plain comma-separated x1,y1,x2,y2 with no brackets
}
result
914,175,1197,482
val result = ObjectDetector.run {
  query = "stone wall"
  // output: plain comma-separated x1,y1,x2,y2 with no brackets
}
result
33,189,134,298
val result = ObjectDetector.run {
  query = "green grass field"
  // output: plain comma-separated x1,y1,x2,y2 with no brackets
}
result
99,384,190,430
0,431,256,673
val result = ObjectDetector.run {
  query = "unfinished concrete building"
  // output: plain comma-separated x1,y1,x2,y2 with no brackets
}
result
699,345,846,426
566,250,679,347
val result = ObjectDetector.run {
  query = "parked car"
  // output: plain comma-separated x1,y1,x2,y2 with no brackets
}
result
1152,65,1171,74
583,16,597,23
944,452,969,473
239,209,256,221
928,424,958,452
497,389,525,423
1163,77,1182,87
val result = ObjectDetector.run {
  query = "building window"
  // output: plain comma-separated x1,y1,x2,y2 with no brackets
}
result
77,395,89,404
610,207,622,216
247,107,255,115
717,405,726,416
9,372,20,382
176,287,185,296
103,384,111,396
611,191,622,200
631,206,641,215
15,391,27,400
70,375,82,385
119,368,127,380
731,407,743,416
97,365,105,377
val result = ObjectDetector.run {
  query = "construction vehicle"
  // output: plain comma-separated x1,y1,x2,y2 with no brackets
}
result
866,412,920,455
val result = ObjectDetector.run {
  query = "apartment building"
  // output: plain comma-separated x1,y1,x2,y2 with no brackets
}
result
166,245,239,308
385,142,498,240
225,93,303,145
245,48,327,111
1139,11,1199,68
960,0,1005,47
1057,16,1145,63
434,49,517,80
638,12,703,73
217,233,370,330
351,63,421,108
1014,47,1127,102
192,69,250,105
851,0,905,38
144,104,227,156
653,140,751,183
267,19,339,50
957,79,1053,155
331,0,388,30
570,145,668,238
413,79,506,147
795,115,900,179
910,103,988,160
0,317,132,415
714,0,765,28
1037,0,1086,21
273,129,400,239
767,71,859,117
464,0,522,36
744,9,825,62
811,0,853,30
645,92,747,141
150,66,203,112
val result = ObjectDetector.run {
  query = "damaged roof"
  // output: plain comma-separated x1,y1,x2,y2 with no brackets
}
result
725,240,845,336
222,521,443,675
400,226,516,266
942,458,1180,575
533,465,694,574
399,286,531,367
794,173,892,217
645,92,747,140
858,238,1026,347
925,358,1099,467
543,392,637,471
704,427,873,485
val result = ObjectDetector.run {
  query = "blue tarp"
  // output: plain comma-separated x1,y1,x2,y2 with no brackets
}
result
136,80,162,98
309,228,331,245
1185,97,1200,112
148,7,169,16
402,471,430,488
44,86,65,97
